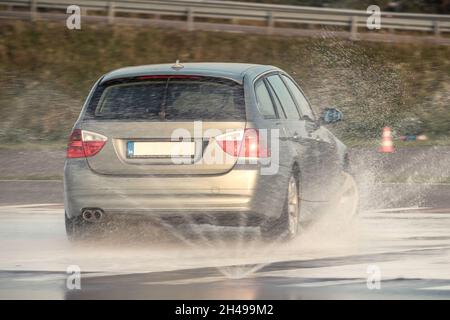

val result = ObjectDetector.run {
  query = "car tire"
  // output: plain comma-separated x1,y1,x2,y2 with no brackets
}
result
260,171,300,241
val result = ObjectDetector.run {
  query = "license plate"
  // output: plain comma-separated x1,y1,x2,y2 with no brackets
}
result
127,141,195,158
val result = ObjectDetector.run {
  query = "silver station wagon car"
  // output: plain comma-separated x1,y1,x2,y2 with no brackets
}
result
64,62,358,241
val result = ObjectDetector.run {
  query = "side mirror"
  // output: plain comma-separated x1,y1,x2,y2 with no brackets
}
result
321,107,343,124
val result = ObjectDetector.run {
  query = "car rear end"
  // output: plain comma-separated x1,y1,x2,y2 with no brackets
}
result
64,71,284,228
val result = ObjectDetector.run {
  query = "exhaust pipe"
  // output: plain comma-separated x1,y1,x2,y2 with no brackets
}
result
82,208,104,223
82,209,94,222
93,209,103,221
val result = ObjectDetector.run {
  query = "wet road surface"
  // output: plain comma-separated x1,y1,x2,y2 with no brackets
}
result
1,203,450,299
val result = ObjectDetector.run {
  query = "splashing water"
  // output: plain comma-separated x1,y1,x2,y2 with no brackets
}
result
1,27,449,282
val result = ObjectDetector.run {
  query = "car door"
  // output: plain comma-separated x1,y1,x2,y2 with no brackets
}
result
265,74,320,201
281,74,340,198
253,77,290,182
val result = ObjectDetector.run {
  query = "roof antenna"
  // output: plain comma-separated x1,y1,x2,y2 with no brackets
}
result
171,60,184,70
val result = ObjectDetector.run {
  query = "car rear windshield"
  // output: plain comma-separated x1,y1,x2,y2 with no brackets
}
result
86,76,245,121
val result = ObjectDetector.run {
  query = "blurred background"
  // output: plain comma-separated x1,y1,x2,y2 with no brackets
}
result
0,0,449,148
0,0,449,185
232,0,450,14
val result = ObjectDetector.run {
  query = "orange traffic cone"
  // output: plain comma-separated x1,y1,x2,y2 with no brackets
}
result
378,127,395,153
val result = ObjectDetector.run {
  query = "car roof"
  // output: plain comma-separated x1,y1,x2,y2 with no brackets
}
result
101,62,279,84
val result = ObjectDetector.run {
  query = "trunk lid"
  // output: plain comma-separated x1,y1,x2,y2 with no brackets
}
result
81,75,246,175
82,121,246,175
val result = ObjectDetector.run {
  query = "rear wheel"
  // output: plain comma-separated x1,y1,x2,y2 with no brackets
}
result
261,172,300,241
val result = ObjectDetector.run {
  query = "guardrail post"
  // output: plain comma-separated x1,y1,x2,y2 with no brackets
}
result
107,1,115,24
187,8,194,31
350,16,358,40
267,11,274,35
30,0,37,22
434,20,441,38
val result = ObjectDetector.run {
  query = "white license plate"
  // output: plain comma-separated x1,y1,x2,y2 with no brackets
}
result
127,141,195,158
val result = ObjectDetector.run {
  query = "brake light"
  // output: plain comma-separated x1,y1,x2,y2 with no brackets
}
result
215,129,270,158
66,129,107,158
136,75,201,80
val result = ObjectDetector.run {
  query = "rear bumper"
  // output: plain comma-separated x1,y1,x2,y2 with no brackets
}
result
64,159,287,223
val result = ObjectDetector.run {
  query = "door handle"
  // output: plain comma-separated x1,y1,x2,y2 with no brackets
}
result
293,132,299,141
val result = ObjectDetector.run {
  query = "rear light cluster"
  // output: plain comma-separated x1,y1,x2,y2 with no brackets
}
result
66,129,108,158
215,128,270,158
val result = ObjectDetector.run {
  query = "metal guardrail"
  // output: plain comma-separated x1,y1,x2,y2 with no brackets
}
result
0,0,449,43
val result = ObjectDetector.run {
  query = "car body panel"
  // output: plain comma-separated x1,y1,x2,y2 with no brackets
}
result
64,159,289,221
82,120,246,175
101,63,272,85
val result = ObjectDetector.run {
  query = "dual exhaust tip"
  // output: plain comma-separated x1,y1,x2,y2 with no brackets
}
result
82,208,104,223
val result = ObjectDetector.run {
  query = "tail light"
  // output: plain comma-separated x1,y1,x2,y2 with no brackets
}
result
66,129,108,158
215,128,270,158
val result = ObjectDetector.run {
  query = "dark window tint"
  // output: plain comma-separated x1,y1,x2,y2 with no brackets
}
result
282,75,315,121
88,77,245,121
266,75,300,120
254,80,276,118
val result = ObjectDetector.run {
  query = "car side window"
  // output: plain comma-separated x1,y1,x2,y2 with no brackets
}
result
254,80,277,119
282,75,315,121
266,75,300,120
265,80,287,119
